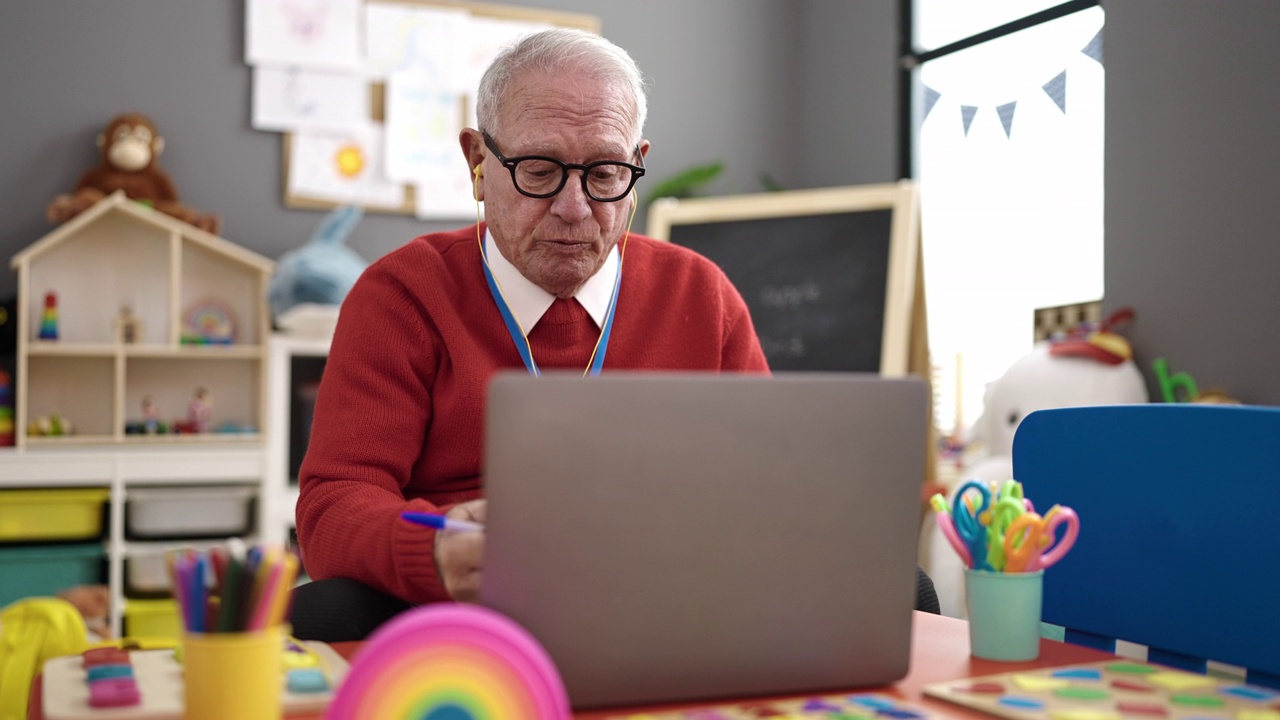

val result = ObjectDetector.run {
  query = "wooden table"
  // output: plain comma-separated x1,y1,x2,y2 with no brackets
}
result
30,612,1116,719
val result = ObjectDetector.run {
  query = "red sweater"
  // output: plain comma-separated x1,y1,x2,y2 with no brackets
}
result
296,225,769,603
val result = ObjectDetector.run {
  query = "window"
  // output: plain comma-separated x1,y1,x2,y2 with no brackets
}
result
906,1,1105,436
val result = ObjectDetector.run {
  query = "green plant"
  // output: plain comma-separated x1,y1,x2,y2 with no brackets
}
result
643,161,725,205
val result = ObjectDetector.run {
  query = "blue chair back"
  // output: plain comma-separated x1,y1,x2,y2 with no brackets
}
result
1013,404,1280,689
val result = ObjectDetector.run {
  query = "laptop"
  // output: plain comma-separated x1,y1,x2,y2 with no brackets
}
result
479,372,928,710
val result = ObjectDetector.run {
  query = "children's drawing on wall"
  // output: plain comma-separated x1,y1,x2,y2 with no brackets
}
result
252,66,368,132
245,0,361,71
244,1,589,218
288,122,405,208
366,4,475,218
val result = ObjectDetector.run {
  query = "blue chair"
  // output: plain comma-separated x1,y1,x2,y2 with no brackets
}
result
1012,404,1280,689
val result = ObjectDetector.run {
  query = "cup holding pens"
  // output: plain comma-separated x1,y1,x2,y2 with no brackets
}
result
964,568,1044,662
183,625,284,720
169,544,299,720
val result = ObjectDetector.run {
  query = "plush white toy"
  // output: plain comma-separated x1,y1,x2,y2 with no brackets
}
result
923,315,1149,617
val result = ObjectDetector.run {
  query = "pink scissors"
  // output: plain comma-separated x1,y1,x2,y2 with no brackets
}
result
1002,505,1079,573
929,493,975,569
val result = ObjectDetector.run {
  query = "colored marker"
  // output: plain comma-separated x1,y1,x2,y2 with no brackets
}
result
401,511,485,533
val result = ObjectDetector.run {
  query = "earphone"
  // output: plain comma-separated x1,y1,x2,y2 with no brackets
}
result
473,165,484,178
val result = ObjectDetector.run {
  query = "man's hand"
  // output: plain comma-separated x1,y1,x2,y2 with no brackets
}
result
434,499,486,601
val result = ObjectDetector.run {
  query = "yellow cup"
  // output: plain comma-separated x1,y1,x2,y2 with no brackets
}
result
182,626,283,720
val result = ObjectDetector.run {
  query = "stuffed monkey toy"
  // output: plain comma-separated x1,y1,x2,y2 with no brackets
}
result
46,112,221,234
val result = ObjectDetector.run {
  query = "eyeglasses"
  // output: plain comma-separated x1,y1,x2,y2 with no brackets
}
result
482,131,645,202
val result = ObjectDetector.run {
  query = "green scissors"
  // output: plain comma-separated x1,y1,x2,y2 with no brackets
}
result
984,480,1027,571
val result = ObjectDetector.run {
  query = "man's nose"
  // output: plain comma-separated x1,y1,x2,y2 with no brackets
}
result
550,171,592,222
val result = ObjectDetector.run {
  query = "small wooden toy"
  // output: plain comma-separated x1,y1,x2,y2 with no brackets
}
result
39,291,59,340
187,388,212,433
181,300,235,345
114,303,142,344
41,640,349,720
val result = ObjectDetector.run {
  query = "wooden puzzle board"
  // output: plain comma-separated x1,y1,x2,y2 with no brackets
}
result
605,692,934,719
42,641,349,720
923,660,1280,720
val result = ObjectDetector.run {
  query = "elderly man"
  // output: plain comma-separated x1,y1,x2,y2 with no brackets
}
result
292,28,770,640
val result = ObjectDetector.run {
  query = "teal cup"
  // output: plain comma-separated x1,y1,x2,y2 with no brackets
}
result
964,568,1044,661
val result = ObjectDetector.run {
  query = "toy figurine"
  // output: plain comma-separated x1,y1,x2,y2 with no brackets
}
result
0,369,13,447
188,387,213,433
115,303,142,344
39,291,59,340
141,395,161,434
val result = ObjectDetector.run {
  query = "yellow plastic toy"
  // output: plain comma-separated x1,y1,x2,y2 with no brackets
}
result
0,597,89,720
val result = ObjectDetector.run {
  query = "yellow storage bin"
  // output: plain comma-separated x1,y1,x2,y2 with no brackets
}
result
0,488,110,542
124,598,181,640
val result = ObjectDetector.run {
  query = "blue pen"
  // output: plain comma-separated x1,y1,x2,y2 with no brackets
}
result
401,511,485,533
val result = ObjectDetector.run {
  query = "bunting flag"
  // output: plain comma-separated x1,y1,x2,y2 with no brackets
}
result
996,101,1017,137
961,105,979,136
1043,70,1067,113
923,85,942,121
922,26,1104,139
1082,27,1103,65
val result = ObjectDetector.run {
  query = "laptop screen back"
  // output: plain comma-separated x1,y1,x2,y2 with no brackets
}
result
480,372,927,709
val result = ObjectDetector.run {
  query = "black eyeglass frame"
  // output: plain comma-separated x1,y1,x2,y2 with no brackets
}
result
481,131,646,202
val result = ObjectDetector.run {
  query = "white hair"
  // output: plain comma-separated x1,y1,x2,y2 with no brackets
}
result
475,28,649,147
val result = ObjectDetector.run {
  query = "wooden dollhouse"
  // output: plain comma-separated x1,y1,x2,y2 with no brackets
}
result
8,190,275,447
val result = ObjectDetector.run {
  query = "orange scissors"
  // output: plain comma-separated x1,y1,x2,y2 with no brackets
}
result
1001,505,1080,573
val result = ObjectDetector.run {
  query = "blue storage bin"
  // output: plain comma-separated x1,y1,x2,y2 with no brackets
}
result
0,543,105,608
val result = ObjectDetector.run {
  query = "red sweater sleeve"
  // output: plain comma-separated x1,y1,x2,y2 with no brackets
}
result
294,261,454,604
718,270,771,373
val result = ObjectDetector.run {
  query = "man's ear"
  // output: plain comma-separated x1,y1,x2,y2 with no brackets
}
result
459,129,486,200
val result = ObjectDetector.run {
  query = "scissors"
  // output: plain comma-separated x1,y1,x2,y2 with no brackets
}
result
951,480,993,571
1002,504,1080,573
930,493,974,569
984,480,1028,571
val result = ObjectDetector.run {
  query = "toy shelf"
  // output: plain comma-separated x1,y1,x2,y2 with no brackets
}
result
0,444,282,637
8,191,275,448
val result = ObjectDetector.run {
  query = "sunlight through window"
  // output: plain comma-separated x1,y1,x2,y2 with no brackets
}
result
915,3,1105,436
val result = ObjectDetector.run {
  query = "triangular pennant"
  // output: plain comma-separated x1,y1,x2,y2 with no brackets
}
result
1082,27,1103,65
1043,70,1067,113
961,105,978,136
997,101,1017,138
922,85,942,121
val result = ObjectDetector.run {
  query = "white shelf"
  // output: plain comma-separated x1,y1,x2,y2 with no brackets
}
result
10,191,275,448
3,193,280,638
266,334,331,539
0,444,270,637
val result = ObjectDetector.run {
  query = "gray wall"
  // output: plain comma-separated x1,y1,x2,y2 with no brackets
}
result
7,2,1280,405
797,0,898,188
1104,1,1280,405
0,1,898,302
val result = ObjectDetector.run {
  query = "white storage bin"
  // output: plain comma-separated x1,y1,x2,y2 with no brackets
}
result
125,542,220,596
126,486,256,539
125,551,171,595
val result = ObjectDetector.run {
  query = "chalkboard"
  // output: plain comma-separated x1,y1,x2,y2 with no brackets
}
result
647,182,921,375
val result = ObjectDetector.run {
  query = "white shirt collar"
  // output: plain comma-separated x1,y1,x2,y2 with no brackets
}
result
484,229,618,330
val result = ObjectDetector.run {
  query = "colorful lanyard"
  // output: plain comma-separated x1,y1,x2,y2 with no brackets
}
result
480,243,622,377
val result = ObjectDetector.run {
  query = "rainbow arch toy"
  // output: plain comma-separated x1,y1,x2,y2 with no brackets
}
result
326,603,571,720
